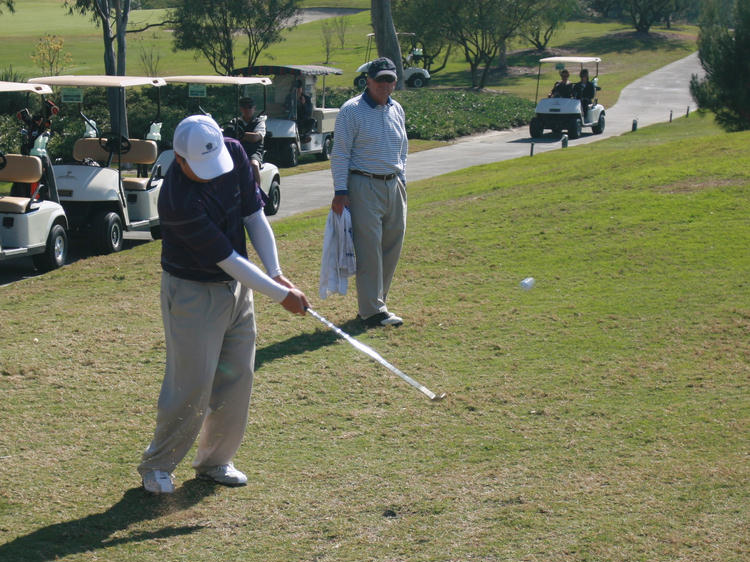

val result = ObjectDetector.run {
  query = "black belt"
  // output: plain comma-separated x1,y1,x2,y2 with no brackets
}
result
350,169,397,181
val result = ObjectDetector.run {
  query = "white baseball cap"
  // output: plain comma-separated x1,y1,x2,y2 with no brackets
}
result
173,115,233,180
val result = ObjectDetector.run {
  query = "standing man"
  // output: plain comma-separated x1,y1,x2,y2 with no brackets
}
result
330,57,408,328
227,97,266,188
139,115,308,494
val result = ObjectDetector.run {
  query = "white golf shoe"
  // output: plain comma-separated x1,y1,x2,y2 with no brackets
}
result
142,470,175,494
196,463,247,487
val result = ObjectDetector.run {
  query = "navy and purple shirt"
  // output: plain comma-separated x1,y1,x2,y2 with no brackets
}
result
159,138,264,282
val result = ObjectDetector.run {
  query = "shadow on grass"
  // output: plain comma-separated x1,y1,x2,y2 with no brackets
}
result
255,317,366,370
559,30,689,56
0,479,218,561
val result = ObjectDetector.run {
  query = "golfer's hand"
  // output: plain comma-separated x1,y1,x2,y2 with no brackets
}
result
331,194,350,216
281,288,309,315
273,274,296,290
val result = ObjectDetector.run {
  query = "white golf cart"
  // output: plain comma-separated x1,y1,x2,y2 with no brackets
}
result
231,65,342,167
354,32,431,89
28,75,166,253
161,75,283,216
0,81,68,271
529,56,605,140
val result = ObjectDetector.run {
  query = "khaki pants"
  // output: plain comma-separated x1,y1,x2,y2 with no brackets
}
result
139,272,256,475
347,173,407,318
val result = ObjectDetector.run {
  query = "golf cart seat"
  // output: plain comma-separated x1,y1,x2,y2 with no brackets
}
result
73,138,158,191
0,154,43,213
313,108,338,133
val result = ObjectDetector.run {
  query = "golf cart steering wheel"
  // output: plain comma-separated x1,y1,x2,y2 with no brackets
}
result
0,150,6,171
220,120,242,140
99,133,131,155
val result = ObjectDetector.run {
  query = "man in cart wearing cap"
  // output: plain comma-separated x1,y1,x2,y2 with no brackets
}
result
138,114,309,494
227,96,266,188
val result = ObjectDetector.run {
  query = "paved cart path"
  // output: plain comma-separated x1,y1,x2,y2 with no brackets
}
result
271,52,703,221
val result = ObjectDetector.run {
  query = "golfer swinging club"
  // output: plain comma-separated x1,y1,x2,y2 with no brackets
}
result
139,115,308,494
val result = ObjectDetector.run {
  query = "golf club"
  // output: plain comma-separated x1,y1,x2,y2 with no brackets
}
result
306,308,446,401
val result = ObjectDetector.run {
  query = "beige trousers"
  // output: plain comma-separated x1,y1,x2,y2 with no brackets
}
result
139,272,256,475
347,173,407,318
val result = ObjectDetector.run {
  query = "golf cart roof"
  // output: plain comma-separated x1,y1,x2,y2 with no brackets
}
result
163,75,271,86
539,56,601,64
29,75,166,88
232,65,343,77
0,81,52,95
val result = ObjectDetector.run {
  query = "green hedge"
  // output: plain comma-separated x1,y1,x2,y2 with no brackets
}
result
324,87,535,140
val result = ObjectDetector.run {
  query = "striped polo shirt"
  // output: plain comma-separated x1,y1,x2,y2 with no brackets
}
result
330,89,408,195
159,138,264,282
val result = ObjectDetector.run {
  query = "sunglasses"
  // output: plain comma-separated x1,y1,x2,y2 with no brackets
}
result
374,75,396,83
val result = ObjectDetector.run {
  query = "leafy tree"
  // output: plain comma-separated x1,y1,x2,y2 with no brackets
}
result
690,0,750,131
173,0,238,75
172,0,300,76
583,0,697,31
31,35,74,76
436,0,545,89
392,0,453,75
626,0,675,32
520,0,578,51
237,0,300,69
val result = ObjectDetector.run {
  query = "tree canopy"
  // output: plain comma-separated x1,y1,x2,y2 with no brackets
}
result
172,0,300,76
690,0,750,131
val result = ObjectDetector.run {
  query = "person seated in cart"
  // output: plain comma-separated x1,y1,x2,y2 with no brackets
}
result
549,68,574,98
574,68,598,114
228,97,266,188
285,80,316,142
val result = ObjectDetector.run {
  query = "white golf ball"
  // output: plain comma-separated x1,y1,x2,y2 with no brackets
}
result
520,277,535,290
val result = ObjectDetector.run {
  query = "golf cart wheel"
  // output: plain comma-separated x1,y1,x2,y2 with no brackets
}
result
317,135,333,161
33,223,67,272
263,178,281,216
529,117,544,138
568,118,583,140
353,74,367,89
282,141,299,167
408,75,426,88
592,113,605,134
96,211,124,254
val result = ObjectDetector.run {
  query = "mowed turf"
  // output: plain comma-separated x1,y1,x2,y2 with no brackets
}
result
0,114,748,561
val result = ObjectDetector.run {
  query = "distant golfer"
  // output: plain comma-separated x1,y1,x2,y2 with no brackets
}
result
138,115,308,494
330,57,408,327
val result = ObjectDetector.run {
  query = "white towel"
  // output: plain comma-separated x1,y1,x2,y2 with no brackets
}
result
319,208,356,299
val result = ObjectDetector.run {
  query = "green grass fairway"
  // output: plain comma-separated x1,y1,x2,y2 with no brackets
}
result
1,113,747,561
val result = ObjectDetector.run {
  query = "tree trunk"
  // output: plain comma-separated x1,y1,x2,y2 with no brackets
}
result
371,0,405,90
114,0,130,137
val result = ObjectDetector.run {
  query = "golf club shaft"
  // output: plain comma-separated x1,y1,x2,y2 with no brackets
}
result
306,308,443,401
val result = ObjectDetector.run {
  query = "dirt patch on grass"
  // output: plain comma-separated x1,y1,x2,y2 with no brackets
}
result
652,178,745,193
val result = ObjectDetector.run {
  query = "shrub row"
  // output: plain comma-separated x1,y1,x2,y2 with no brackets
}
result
325,87,536,140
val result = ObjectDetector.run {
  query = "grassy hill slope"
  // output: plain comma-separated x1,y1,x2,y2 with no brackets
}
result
0,113,747,561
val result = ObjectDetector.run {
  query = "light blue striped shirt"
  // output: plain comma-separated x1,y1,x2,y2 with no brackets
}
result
331,89,408,194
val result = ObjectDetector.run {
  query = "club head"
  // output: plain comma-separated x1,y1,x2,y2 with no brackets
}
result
431,392,447,401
